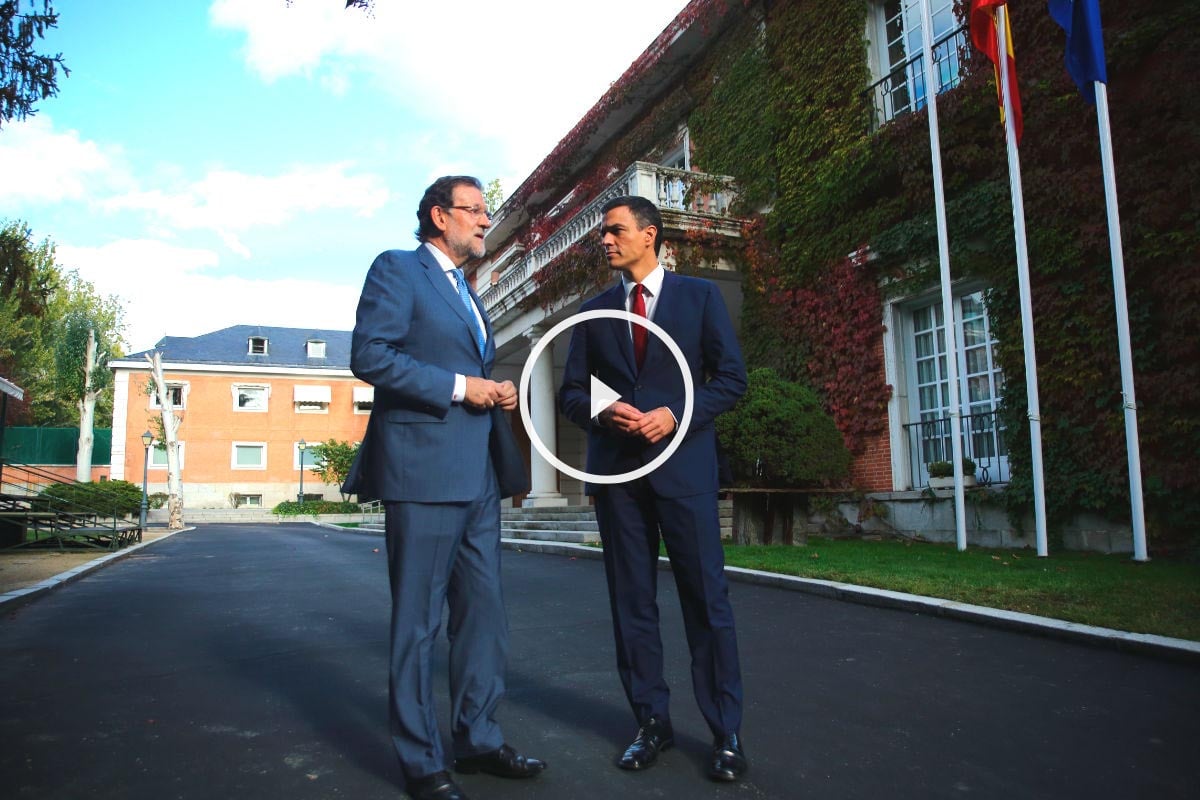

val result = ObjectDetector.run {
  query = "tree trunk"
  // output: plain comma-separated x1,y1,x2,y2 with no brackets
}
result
75,329,98,482
146,352,185,530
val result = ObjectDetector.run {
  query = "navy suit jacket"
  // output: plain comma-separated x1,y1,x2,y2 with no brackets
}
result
559,270,747,498
343,246,526,502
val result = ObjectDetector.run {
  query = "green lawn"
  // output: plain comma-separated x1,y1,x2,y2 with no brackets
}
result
722,538,1200,642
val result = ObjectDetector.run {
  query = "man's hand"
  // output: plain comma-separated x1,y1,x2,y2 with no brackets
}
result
464,376,507,410
632,407,676,444
494,380,518,411
597,401,643,435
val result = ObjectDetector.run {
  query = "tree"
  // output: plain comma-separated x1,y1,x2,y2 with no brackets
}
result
146,351,184,530
0,220,57,424
0,1,69,129
484,178,504,213
308,438,358,502
54,312,117,480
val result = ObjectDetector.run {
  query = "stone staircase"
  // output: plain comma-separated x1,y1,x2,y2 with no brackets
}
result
502,505,600,544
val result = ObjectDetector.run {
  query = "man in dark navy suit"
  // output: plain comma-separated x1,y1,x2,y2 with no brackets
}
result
559,195,749,782
343,176,543,800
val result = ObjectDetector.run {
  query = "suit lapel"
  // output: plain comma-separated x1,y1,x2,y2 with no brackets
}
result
599,282,637,377
643,270,678,371
418,247,485,362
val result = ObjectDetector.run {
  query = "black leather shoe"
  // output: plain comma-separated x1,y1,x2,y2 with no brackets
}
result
617,716,674,770
407,770,469,800
453,743,546,778
709,733,748,782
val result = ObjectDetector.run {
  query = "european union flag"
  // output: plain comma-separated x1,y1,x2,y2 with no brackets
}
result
1048,0,1108,104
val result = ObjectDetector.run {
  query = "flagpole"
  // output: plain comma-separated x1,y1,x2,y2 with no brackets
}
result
996,6,1049,557
1093,81,1149,562
919,0,968,550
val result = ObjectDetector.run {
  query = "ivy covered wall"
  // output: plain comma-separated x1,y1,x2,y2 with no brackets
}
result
685,0,1199,544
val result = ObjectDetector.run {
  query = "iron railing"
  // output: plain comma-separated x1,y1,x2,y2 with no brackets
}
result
903,407,1009,488
866,26,968,129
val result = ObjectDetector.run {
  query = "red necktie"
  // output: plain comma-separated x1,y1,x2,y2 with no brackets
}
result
631,283,647,370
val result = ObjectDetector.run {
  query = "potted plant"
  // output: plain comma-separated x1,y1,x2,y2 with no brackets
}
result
927,457,976,489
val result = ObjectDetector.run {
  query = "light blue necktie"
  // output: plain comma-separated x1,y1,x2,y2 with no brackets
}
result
452,268,486,358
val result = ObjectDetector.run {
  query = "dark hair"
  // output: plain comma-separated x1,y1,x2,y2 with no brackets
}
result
601,195,663,255
415,175,484,242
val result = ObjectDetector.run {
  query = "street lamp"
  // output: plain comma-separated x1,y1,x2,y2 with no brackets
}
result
297,439,307,506
139,430,153,536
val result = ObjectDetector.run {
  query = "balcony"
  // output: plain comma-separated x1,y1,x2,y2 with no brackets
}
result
867,26,967,130
479,161,739,320
903,407,1010,489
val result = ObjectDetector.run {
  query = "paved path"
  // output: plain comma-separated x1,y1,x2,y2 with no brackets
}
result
2,524,1197,799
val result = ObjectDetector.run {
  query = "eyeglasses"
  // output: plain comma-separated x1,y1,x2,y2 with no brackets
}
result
442,205,492,220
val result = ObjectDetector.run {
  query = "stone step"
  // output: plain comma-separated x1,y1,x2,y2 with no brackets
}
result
501,527,601,544
502,519,598,532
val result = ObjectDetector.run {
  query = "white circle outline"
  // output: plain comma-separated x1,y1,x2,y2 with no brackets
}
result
518,310,694,485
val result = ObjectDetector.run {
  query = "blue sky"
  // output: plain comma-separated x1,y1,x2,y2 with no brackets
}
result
0,0,690,352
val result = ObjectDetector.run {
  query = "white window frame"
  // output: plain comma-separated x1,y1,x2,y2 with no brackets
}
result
149,441,185,470
306,340,326,359
353,386,374,415
885,284,1007,490
248,336,269,355
233,493,262,508
868,0,963,126
294,442,323,470
149,382,188,410
232,441,267,470
232,383,270,412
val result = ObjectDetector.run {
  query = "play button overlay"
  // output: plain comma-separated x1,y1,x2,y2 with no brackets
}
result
518,309,694,485
589,374,622,419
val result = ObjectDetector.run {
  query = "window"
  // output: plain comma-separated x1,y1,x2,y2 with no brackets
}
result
293,385,331,413
149,383,187,409
233,384,269,411
232,442,267,469
248,336,269,355
869,0,965,126
233,494,262,508
295,442,323,470
904,291,1007,486
306,340,326,359
149,441,185,469
353,386,374,414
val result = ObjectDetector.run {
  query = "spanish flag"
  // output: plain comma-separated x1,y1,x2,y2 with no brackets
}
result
970,0,1023,144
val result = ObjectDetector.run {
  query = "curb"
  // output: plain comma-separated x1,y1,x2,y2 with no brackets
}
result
0,528,191,612
500,538,1200,665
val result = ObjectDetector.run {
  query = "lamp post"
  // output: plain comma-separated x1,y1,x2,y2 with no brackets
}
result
139,430,153,535
297,439,307,506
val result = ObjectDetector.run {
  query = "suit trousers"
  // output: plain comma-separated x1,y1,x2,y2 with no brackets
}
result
595,479,743,737
384,467,507,780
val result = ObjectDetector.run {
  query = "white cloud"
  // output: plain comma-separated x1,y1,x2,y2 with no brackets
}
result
58,238,361,353
102,162,390,257
0,116,126,205
210,0,691,180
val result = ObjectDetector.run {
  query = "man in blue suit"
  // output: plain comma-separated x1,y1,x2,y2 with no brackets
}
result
559,196,749,782
343,176,544,800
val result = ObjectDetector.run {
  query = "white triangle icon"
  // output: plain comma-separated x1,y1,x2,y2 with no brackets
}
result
590,374,622,419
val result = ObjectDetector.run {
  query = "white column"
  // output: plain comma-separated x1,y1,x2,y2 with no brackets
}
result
523,326,568,507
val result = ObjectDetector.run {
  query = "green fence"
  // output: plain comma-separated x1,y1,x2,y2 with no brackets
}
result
1,428,112,466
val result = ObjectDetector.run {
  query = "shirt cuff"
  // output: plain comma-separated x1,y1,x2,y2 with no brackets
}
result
452,374,466,403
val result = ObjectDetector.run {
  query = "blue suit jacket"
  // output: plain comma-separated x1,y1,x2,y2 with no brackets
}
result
559,270,747,498
343,246,523,502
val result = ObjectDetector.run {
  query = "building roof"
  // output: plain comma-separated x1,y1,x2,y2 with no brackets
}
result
122,325,352,369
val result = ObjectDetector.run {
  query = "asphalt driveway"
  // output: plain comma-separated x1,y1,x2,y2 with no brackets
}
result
1,523,1196,799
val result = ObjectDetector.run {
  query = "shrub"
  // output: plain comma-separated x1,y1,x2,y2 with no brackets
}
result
716,367,851,487
272,499,362,516
38,480,143,516
928,458,977,479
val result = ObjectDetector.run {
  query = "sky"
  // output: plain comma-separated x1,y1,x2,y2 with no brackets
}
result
0,0,691,353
